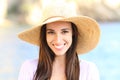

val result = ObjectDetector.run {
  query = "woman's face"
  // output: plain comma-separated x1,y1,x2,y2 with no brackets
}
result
46,21,72,56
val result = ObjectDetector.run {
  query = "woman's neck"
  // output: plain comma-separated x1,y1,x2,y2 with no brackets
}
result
54,55,66,66
50,55,66,80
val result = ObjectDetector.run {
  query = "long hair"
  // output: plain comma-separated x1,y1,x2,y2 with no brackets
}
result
34,23,80,80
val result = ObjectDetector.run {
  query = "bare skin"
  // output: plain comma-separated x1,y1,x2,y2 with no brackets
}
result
50,55,66,80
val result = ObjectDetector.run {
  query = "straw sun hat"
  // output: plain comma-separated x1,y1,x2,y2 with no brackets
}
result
18,3,100,54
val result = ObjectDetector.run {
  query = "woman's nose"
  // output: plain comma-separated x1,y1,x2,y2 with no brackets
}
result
54,33,62,44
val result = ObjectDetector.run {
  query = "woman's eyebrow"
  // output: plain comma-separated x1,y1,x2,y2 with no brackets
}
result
61,28,71,31
46,29,54,31
46,28,71,31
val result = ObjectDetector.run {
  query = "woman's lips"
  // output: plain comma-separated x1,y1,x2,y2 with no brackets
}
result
53,43,66,50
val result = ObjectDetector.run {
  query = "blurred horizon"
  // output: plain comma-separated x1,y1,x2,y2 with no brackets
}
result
0,0,120,27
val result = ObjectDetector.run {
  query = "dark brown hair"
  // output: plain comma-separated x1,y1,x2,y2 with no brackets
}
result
34,22,80,80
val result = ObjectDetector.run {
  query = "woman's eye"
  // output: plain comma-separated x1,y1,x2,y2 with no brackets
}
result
62,31,69,34
47,31,54,34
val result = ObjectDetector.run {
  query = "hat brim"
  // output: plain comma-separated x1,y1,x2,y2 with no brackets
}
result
18,16,100,54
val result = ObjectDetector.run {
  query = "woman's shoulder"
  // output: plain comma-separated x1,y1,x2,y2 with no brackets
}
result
80,59,99,73
21,59,38,71
79,59,100,80
18,59,38,80
22,59,38,66
80,59,97,67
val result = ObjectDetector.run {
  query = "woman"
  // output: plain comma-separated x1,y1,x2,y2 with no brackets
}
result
18,3,100,80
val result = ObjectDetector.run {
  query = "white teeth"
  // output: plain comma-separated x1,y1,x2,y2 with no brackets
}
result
54,45,64,49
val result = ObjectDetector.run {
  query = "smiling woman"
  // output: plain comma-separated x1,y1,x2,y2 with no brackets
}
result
18,3,100,80
36,21,79,80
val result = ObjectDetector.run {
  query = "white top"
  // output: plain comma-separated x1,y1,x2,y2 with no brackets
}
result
18,59,100,80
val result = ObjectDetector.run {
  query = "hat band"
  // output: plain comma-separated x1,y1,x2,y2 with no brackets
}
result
43,16,65,24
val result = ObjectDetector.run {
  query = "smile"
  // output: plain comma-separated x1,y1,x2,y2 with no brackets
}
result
53,44,65,49
53,44,65,50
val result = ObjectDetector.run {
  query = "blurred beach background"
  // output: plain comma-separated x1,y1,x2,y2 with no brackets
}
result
0,0,120,80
